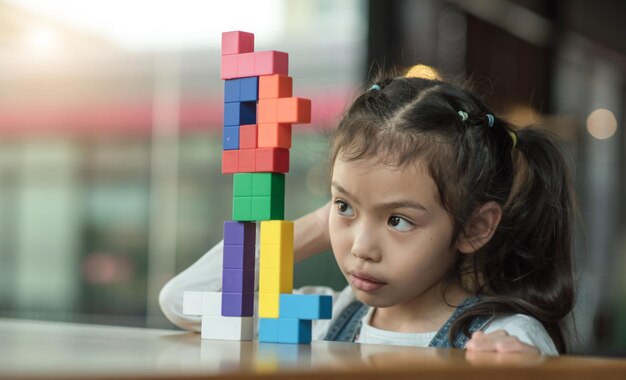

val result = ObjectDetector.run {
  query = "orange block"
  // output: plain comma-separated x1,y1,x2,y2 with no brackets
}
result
222,150,239,174
258,123,292,149
259,75,293,99
240,124,257,149
258,99,277,123
256,148,289,173
277,97,311,124
239,149,256,172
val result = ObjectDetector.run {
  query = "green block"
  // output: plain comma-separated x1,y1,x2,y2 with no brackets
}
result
251,196,284,220
252,173,285,197
233,173,253,197
233,197,253,221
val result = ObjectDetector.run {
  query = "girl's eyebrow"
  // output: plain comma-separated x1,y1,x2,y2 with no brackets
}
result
331,182,429,213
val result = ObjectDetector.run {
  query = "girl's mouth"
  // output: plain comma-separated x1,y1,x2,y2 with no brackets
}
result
350,272,386,292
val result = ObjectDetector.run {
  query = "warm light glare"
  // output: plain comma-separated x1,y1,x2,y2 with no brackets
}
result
587,108,618,140
24,27,58,55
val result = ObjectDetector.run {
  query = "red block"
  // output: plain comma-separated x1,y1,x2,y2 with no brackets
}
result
238,53,255,78
277,97,311,124
222,31,254,55
240,124,257,149
258,123,292,149
239,149,256,172
259,75,293,99
221,55,238,80
254,51,288,76
222,150,239,174
257,99,277,123
256,148,289,173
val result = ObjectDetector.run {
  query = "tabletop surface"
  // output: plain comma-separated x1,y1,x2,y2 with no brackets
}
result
1,318,626,380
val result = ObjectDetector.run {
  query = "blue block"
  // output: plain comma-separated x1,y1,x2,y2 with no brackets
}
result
259,318,279,343
223,126,239,150
279,294,332,320
278,319,312,344
240,77,258,102
224,79,241,103
224,102,256,126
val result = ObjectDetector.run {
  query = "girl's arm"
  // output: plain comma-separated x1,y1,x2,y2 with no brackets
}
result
294,202,331,262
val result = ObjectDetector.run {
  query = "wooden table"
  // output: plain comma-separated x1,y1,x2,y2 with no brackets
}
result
1,318,625,379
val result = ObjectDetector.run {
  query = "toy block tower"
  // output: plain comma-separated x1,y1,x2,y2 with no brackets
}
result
182,31,331,344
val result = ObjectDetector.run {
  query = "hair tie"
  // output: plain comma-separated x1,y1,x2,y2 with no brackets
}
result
509,131,518,148
458,111,468,122
486,114,495,128
369,84,381,92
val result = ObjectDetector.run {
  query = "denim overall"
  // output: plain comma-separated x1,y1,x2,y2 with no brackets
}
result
323,296,491,348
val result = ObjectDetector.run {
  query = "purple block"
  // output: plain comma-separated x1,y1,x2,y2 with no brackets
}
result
222,268,255,293
221,292,254,316
223,244,255,269
223,221,256,246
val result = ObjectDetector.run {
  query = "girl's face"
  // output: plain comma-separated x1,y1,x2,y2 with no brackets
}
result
329,155,459,309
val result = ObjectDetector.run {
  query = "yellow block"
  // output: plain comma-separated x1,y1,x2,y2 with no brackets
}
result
259,243,294,270
259,293,280,318
260,220,293,246
259,268,293,294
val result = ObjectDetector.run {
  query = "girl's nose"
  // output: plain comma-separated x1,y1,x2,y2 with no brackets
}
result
351,222,382,262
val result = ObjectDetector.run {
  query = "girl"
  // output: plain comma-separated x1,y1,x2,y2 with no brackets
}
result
160,67,575,355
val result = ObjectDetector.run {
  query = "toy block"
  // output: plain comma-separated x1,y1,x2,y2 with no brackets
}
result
259,293,281,318
260,220,294,246
238,149,256,172
222,31,254,55
252,173,285,197
222,150,239,174
278,319,312,344
222,268,255,293
182,291,202,315
223,221,256,245
240,77,259,102
224,79,241,103
259,75,292,99
221,55,238,79
223,126,239,150
201,292,223,316
221,292,254,317
279,294,332,320
256,148,289,173
239,124,257,149
259,243,293,271
237,53,255,78
251,196,284,220
232,197,252,221
277,97,311,124
224,102,256,126
201,315,254,340
259,268,293,294
257,99,277,123
258,123,292,149
223,244,255,269
254,51,289,76
258,318,280,343
233,174,253,197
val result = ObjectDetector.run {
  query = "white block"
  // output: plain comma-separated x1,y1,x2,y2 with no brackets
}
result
183,291,202,316
201,291,223,316
201,315,254,341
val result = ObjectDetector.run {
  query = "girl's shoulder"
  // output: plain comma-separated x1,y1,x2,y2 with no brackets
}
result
484,314,558,356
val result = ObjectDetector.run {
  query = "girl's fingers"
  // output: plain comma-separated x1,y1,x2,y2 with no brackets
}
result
466,330,540,354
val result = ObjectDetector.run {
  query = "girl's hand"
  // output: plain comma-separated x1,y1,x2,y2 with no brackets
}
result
465,330,541,354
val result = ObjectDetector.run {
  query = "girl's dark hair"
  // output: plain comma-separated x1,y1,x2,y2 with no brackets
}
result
330,73,575,353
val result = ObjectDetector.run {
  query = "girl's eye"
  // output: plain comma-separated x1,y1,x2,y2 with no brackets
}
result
335,200,354,217
388,216,413,232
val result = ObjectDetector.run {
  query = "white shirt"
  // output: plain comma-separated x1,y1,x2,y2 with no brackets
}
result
159,240,558,356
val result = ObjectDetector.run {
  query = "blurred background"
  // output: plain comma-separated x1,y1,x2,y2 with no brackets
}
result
0,0,623,355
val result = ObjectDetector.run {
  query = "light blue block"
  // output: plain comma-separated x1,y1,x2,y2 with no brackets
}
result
259,318,279,343
279,294,332,320
278,319,311,344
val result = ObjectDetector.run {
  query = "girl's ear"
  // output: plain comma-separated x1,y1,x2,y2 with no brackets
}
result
456,201,503,254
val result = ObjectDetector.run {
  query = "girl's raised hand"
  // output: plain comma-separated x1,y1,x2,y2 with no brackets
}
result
465,330,541,354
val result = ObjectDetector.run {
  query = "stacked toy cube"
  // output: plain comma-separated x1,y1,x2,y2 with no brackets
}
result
182,31,331,344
